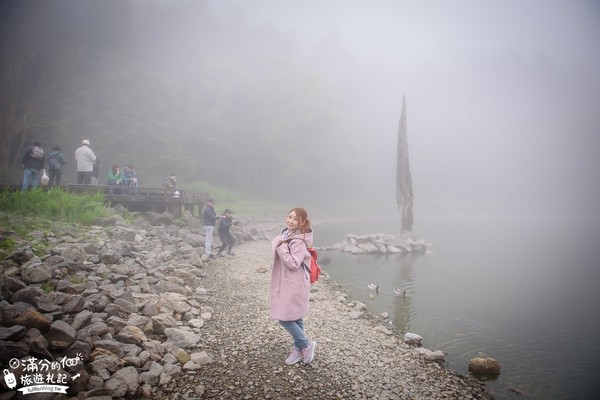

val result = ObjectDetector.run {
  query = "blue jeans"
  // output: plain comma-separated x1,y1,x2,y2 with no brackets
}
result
21,168,40,191
279,319,308,351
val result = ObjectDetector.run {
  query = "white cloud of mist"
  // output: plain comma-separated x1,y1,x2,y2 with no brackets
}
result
136,0,600,215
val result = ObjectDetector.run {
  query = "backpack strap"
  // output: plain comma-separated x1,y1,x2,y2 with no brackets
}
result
284,237,310,280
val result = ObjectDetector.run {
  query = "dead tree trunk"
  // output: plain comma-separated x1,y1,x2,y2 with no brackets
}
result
396,95,414,233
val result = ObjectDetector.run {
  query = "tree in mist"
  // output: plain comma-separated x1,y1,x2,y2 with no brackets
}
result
396,95,414,233
0,1,84,179
0,0,357,198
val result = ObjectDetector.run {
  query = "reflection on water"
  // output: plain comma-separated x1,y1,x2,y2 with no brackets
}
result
319,251,417,332
315,214,600,400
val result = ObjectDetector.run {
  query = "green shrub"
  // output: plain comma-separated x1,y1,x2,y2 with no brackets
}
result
41,281,54,294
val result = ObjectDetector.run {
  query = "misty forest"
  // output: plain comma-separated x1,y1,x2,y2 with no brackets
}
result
1,0,359,200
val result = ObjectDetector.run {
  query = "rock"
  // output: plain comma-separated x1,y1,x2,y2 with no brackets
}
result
10,286,45,305
187,318,204,329
0,340,29,363
164,328,200,348
19,263,52,284
468,357,501,375
0,325,26,341
107,366,139,396
189,251,203,267
330,233,431,255
116,325,148,345
190,350,213,365
373,325,394,336
99,250,122,264
414,347,446,362
140,361,165,386
46,320,76,351
13,308,52,333
171,348,191,364
404,332,423,346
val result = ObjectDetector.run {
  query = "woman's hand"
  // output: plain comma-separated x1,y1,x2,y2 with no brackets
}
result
275,238,289,249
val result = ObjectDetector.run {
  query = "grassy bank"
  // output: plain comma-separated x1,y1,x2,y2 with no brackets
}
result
0,189,114,257
0,189,111,225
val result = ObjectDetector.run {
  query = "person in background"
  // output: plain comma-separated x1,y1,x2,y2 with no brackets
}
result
270,207,317,365
46,145,67,187
162,173,177,190
120,165,138,187
74,139,96,184
217,208,236,256
106,165,121,185
91,158,100,185
21,141,45,191
106,164,122,195
202,199,217,259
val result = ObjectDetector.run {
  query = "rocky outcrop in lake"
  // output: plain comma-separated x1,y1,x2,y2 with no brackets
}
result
320,233,431,255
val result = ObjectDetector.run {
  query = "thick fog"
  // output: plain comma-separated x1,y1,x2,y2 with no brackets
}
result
132,0,600,215
3,0,599,217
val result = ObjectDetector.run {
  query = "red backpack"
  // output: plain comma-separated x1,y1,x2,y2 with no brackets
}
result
303,247,322,284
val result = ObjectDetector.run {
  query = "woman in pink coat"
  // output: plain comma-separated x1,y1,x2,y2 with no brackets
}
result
270,207,317,365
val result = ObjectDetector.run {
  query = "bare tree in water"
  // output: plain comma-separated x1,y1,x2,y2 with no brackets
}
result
396,95,414,234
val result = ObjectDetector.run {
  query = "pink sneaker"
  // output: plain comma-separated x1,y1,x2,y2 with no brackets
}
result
302,340,317,364
285,349,303,365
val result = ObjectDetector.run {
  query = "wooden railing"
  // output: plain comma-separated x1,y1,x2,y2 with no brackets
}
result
1,183,209,217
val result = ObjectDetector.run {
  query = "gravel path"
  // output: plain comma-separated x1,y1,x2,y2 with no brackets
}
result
165,239,490,400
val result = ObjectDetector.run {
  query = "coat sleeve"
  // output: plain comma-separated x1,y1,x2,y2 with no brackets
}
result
22,149,30,165
275,239,307,272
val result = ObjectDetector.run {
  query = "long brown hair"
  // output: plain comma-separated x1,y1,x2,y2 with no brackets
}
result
288,207,311,234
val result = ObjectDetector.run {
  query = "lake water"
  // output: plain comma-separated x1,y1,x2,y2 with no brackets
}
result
314,212,600,400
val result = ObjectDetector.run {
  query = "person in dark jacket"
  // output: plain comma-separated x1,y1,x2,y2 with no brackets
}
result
202,199,217,258
21,141,45,191
217,209,236,256
46,145,67,187
162,173,177,190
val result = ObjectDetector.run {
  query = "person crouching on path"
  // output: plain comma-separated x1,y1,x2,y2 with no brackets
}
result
270,207,317,365
216,208,236,256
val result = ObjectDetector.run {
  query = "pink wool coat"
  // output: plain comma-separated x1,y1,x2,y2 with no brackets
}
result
269,229,313,321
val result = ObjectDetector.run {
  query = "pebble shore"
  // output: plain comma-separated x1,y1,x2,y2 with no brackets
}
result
0,212,491,399
168,240,491,400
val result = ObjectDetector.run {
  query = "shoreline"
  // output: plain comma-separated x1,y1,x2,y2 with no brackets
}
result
166,238,491,399
0,212,490,399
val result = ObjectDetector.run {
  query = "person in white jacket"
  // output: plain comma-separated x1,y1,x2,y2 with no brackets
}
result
74,139,96,184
